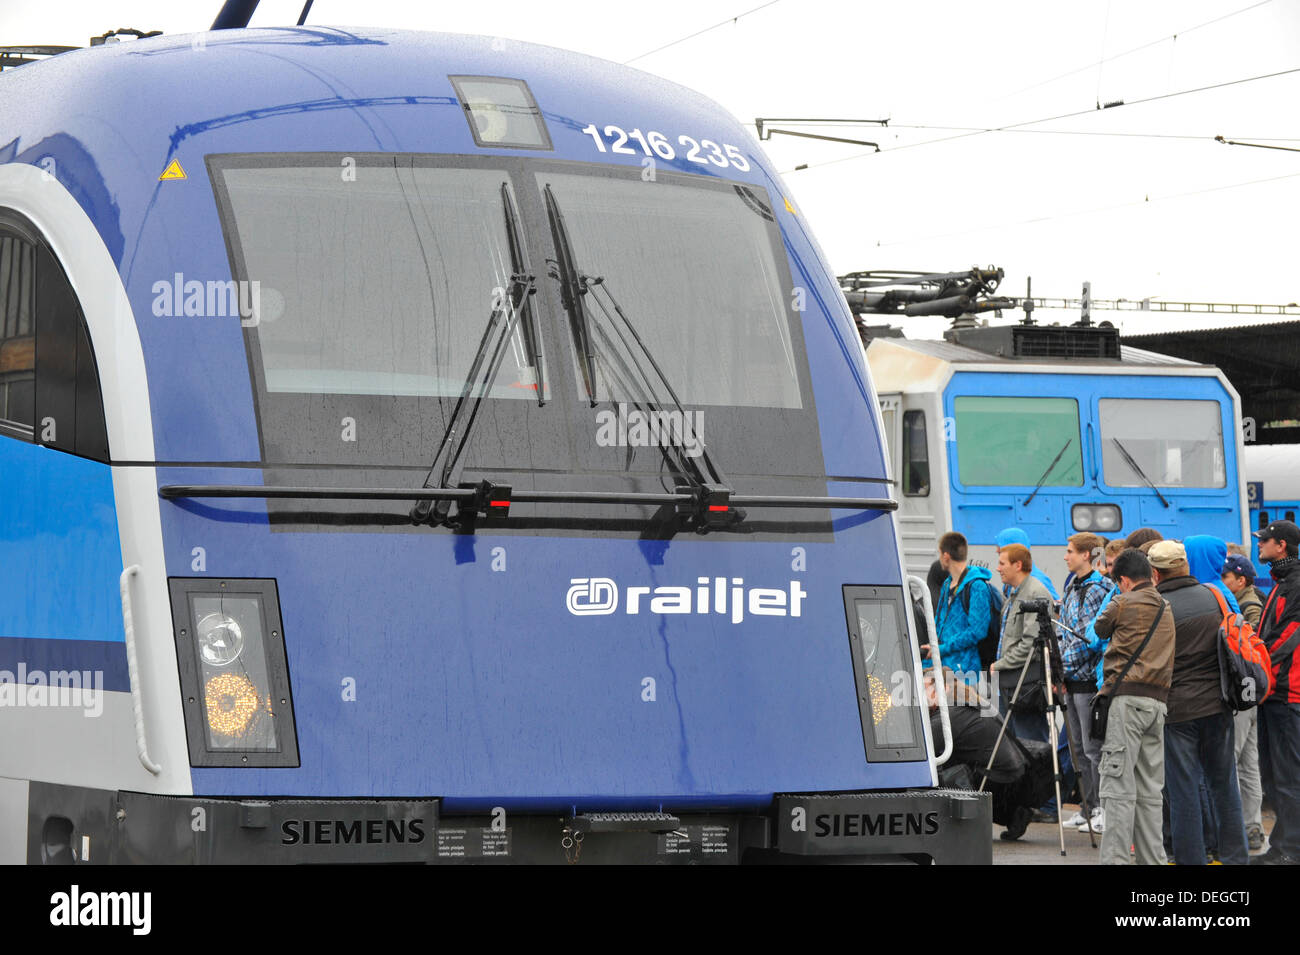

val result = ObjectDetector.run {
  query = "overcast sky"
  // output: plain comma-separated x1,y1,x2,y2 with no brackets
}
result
6,0,1299,338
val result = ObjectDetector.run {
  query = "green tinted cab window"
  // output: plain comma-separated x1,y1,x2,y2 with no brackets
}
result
954,396,1082,487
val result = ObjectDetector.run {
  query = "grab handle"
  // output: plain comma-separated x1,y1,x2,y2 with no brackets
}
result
120,565,162,776
909,575,952,766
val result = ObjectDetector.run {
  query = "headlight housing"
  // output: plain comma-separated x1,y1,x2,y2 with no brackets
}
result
169,579,298,768
842,585,928,762
1072,503,1121,533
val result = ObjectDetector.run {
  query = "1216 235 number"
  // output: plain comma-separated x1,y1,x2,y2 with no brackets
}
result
581,124,750,171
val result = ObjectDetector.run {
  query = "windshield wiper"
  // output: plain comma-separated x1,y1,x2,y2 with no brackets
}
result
541,185,737,527
1022,438,1072,506
410,271,535,526
1112,437,1170,508
582,275,738,510
540,186,740,528
502,182,544,407
543,183,597,406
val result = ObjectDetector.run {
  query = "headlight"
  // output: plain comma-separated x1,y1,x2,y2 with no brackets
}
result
169,579,298,768
1072,503,1121,533
843,586,928,762
196,612,244,666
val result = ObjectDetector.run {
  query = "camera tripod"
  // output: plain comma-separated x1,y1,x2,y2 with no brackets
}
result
979,603,1096,855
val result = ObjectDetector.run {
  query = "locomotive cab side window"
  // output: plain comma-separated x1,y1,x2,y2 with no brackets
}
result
0,232,35,434
902,409,929,496
0,211,109,460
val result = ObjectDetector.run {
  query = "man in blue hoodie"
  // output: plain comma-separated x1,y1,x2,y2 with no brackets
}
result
997,527,1059,599
933,531,993,684
1185,535,1240,615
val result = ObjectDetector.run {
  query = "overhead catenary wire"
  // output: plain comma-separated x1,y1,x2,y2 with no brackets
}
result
623,0,781,64
769,121,1300,144
997,0,1275,101
782,65,1300,174
871,170,1300,248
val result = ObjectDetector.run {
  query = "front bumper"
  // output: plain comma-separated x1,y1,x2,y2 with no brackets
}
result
26,781,990,864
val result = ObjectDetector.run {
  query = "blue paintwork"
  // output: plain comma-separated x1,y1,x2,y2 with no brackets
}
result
946,371,1241,552
0,438,127,686
0,28,923,808
162,470,907,807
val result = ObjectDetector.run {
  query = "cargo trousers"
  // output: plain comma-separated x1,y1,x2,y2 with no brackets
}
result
1234,708,1263,833
1099,694,1168,865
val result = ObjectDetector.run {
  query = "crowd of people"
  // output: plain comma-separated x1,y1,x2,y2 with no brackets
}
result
920,519,1300,865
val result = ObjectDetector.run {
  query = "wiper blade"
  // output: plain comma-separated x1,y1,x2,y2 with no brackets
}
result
502,182,544,407
542,186,738,527
543,183,597,406
1112,437,1170,507
1022,438,1072,506
410,272,535,525
580,274,743,526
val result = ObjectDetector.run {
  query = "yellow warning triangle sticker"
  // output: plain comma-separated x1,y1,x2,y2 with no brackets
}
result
783,195,796,215
159,159,187,181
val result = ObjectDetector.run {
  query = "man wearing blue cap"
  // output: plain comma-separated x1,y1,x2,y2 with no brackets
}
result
1222,552,1266,851
1222,554,1263,629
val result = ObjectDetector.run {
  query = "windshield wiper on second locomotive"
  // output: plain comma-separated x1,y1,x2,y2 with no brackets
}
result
1112,437,1171,508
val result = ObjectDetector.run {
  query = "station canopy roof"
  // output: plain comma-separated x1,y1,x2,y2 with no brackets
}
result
1123,321,1300,444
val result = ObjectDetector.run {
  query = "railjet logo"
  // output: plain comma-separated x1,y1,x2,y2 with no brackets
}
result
49,885,151,935
567,576,806,624
595,403,704,458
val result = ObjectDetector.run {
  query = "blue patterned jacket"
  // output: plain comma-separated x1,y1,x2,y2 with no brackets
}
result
1059,570,1115,685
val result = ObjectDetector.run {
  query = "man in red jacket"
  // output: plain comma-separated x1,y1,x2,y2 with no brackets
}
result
1254,520,1300,865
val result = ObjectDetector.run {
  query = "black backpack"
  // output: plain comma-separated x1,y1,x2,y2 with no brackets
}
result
958,578,1004,668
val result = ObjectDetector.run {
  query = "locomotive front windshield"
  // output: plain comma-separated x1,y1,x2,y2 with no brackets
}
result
220,163,548,401
1098,398,1226,488
953,396,1084,488
535,172,800,409
210,154,828,485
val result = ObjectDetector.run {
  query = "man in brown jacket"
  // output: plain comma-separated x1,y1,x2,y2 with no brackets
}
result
1092,548,1176,865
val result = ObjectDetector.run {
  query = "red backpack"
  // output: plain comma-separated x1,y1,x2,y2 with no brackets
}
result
1208,587,1273,710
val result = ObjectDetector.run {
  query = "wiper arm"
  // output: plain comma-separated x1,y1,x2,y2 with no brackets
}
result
1112,437,1170,507
410,272,535,525
582,274,743,528
543,187,740,528
502,182,544,407
1022,438,1072,506
543,183,597,406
